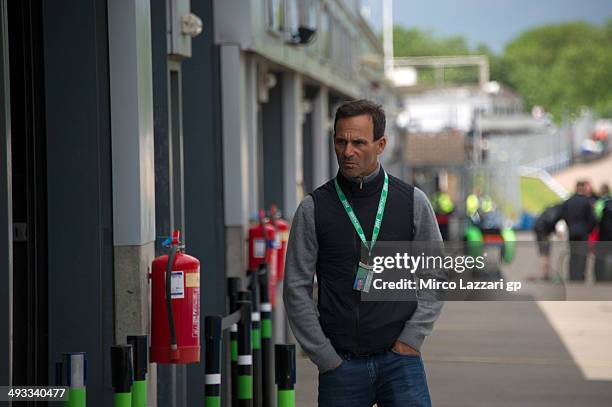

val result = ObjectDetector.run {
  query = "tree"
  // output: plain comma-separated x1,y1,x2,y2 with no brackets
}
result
393,26,479,85
393,21,612,121
501,21,612,120
393,26,471,56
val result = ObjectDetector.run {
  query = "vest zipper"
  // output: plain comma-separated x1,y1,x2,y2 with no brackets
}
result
350,196,361,353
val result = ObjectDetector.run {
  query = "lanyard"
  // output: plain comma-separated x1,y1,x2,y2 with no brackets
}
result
334,170,389,258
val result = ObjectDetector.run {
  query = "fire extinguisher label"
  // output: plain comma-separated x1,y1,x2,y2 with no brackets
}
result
170,271,185,299
254,238,266,258
185,272,200,287
192,288,200,338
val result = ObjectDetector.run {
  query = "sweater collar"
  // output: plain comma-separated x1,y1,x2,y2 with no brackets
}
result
336,163,384,197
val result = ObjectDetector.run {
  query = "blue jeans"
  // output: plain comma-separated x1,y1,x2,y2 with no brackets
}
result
318,350,432,407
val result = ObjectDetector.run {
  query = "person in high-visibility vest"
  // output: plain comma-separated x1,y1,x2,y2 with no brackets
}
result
466,188,481,224
594,184,611,222
431,188,455,240
466,188,495,218
466,194,479,217
594,184,612,281
480,195,494,214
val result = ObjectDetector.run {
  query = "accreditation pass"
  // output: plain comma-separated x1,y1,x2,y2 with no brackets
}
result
354,261,374,292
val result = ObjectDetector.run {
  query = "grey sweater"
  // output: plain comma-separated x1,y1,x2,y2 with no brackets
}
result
283,168,444,373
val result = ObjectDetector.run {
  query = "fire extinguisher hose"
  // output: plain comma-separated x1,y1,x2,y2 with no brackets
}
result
165,245,178,351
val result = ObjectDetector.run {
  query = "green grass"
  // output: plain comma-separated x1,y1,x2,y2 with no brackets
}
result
520,176,563,215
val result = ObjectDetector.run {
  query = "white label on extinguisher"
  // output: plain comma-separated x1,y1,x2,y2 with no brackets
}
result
192,288,200,338
170,271,185,299
254,238,266,258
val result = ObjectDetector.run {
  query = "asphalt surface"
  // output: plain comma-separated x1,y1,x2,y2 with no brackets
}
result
293,233,612,406
295,300,612,407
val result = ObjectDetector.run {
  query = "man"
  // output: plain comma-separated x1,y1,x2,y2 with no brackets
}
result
283,100,443,406
594,184,611,223
594,184,612,281
560,180,596,281
584,180,598,205
532,204,562,281
431,184,455,241
466,188,481,221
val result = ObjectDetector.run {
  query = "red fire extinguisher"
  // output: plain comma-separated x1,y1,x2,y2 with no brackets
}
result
150,230,201,364
248,209,278,303
268,204,289,282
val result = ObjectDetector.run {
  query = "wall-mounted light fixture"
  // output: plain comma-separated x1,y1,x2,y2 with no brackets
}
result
168,0,203,58
181,13,202,38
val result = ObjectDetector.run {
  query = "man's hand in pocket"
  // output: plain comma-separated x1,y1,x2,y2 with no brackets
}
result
392,340,420,356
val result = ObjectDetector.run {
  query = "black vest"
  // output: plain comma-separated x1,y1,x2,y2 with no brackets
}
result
311,168,417,355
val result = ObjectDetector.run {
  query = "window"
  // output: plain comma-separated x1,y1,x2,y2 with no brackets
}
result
285,0,318,44
320,6,330,61
267,0,283,31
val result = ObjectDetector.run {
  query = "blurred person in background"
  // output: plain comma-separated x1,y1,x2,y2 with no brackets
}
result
586,180,600,253
431,185,455,241
531,204,562,281
584,180,598,204
594,184,612,281
466,187,481,222
560,180,596,281
466,188,495,226
594,184,611,222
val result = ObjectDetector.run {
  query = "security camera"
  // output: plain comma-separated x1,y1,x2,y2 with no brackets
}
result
288,26,316,45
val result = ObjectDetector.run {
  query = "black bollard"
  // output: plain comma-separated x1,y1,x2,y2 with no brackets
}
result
258,263,274,407
275,345,296,407
111,345,134,407
236,297,253,407
248,271,263,407
228,277,242,406
204,316,222,407
127,335,148,407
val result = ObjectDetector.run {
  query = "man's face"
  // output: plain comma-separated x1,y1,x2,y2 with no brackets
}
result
334,114,386,179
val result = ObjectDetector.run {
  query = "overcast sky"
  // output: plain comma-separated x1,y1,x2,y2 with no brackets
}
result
392,0,612,53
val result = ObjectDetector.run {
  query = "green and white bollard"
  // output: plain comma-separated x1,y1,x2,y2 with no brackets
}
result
127,335,148,407
111,345,133,407
63,352,86,407
248,273,262,407
228,277,242,407
237,295,253,407
275,345,296,407
231,321,239,403
258,264,274,407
